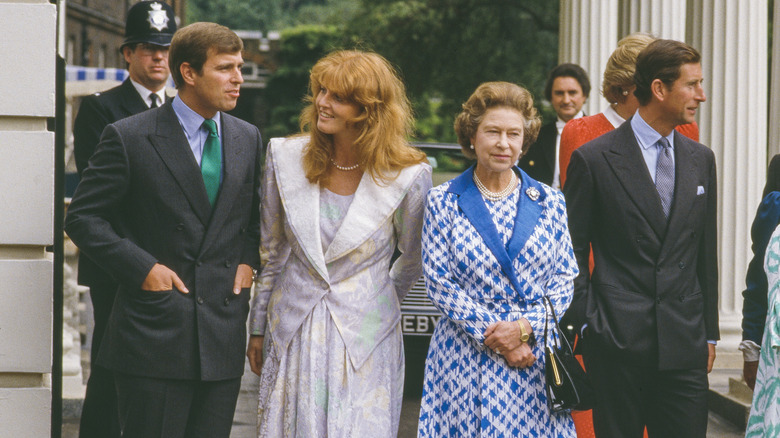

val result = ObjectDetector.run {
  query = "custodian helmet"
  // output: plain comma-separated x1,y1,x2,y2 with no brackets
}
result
122,1,177,48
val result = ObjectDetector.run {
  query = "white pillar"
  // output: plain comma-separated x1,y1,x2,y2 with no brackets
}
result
558,0,619,116
769,1,780,158
689,0,769,351
0,1,56,436
618,0,687,40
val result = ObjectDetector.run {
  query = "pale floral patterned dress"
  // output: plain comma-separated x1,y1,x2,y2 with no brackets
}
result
249,136,431,438
746,225,780,437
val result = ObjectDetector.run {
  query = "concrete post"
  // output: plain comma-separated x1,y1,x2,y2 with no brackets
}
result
0,1,57,436
689,0,769,352
618,0,687,40
769,1,780,159
558,0,619,115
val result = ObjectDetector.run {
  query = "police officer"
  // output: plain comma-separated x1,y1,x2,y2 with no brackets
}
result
72,2,176,437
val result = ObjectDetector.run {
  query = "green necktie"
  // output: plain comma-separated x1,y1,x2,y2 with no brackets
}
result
201,119,222,206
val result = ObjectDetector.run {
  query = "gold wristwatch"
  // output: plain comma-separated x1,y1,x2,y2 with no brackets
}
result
517,320,530,343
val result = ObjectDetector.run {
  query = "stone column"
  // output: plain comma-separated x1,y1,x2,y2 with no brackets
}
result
769,1,780,159
558,0,619,116
689,0,769,352
618,0,686,40
0,1,56,436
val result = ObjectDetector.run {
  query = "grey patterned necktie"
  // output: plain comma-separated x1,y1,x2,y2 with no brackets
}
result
656,137,675,217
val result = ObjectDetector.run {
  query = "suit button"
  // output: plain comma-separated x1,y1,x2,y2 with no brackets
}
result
224,298,230,306
225,261,232,268
176,223,185,231
656,297,662,304
678,261,685,269
196,261,202,267
321,281,328,288
197,297,204,305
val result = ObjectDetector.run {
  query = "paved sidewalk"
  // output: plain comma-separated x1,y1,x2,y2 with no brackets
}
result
64,359,745,437
237,365,744,437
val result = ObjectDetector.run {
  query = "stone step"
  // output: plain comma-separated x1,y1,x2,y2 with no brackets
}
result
708,367,751,431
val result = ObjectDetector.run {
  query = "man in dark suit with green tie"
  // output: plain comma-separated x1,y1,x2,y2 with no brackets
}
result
71,2,176,437
66,22,262,438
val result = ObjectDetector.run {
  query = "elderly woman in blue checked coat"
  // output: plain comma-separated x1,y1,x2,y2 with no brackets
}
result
418,82,578,437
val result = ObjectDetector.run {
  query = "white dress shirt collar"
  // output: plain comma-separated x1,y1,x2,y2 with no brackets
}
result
129,78,167,108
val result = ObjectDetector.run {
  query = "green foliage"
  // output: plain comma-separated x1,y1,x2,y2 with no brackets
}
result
414,94,456,143
345,0,559,140
263,25,351,139
187,0,359,31
187,0,560,143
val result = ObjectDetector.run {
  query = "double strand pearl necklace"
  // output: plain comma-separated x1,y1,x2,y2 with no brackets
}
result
331,159,360,171
473,171,518,201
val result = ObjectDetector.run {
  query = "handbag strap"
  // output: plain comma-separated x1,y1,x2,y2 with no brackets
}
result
542,296,574,355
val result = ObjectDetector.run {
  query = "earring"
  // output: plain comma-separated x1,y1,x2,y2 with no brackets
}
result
622,90,629,96
470,144,475,149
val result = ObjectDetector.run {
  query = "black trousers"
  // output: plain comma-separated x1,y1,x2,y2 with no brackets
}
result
79,284,120,438
114,373,242,438
583,341,709,438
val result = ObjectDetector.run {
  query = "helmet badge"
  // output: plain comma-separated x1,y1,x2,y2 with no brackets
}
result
147,3,170,32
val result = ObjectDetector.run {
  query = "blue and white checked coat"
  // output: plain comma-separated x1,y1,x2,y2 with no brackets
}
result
418,166,578,437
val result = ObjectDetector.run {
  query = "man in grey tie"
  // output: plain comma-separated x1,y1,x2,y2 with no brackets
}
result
563,39,717,438
66,22,262,438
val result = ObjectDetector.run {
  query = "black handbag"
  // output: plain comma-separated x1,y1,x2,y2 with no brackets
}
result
542,296,596,412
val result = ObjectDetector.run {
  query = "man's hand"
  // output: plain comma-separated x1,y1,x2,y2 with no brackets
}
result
484,319,532,353
502,342,536,368
247,335,264,376
744,360,758,390
141,263,188,293
707,343,716,373
233,264,254,295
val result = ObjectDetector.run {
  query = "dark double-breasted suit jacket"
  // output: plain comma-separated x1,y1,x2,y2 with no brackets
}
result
519,121,557,186
65,101,262,381
564,119,719,370
73,78,171,288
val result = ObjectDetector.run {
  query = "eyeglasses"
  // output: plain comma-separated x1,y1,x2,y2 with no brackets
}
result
135,43,169,56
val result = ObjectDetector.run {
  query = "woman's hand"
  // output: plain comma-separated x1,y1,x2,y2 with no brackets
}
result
246,335,264,376
503,342,536,368
484,319,533,353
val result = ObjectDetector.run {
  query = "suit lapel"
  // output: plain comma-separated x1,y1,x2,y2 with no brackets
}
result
541,123,557,175
447,166,526,296
119,79,150,116
507,169,545,262
273,137,329,281
603,122,668,240
148,103,212,226
324,163,424,262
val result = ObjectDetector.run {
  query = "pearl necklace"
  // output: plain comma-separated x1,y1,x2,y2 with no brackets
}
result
473,171,518,201
331,159,360,171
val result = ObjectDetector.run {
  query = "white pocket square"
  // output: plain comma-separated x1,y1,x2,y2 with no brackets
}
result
697,186,705,195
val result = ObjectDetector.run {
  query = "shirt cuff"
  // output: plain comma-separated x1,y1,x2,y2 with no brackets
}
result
739,340,761,362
